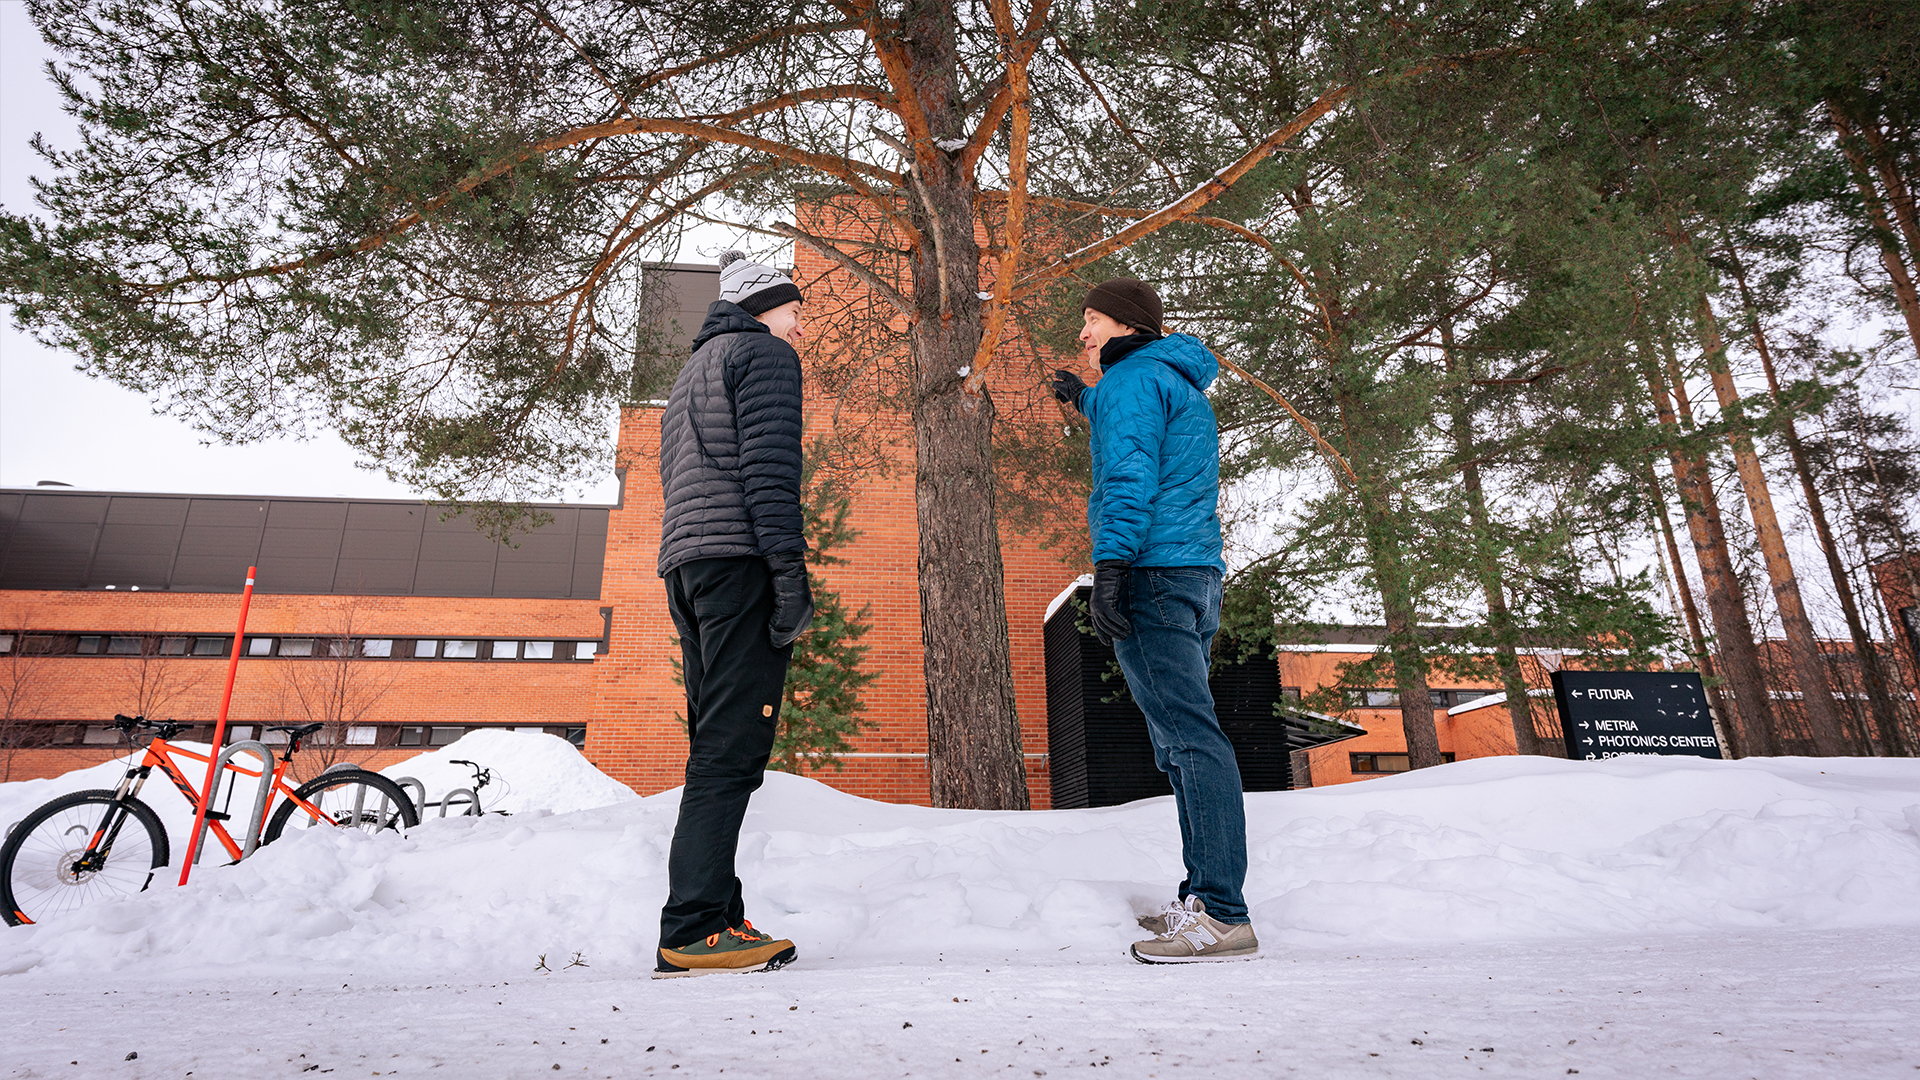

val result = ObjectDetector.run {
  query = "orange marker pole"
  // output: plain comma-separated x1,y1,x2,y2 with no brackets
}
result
180,566,256,886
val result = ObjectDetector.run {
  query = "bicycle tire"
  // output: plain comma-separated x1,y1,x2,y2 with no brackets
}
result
263,770,418,843
0,789,169,927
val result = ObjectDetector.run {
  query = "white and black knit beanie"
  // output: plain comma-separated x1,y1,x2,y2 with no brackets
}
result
718,250,804,316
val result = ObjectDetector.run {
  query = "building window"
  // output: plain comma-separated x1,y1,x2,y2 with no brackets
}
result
280,638,315,657
248,637,274,656
77,635,102,654
399,726,425,746
82,725,121,745
524,640,555,660
159,636,191,656
1351,752,1457,774
1280,686,1301,703
362,639,393,658
194,637,229,657
0,635,12,654
429,726,464,745
414,639,439,658
107,636,143,655
492,640,520,660
1346,689,1400,708
443,640,478,659
574,641,597,660
227,726,255,742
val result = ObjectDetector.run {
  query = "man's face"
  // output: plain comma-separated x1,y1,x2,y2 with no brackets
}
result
1078,308,1132,372
760,300,805,345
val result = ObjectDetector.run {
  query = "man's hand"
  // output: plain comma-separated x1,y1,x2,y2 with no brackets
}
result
1050,368,1088,412
1090,560,1132,645
767,552,815,648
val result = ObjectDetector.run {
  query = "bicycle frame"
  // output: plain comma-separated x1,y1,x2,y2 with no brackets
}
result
112,736,331,863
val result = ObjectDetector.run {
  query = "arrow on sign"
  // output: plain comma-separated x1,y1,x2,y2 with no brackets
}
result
1582,738,1593,746
1578,721,1590,729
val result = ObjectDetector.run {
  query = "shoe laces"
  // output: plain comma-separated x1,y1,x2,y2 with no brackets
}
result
1159,897,1203,939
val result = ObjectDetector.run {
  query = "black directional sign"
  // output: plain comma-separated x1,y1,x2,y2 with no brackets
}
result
1551,671,1723,761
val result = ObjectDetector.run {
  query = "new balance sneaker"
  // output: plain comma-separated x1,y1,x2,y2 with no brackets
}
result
1130,897,1259,964
1136,897,1188,935
654,920,797,979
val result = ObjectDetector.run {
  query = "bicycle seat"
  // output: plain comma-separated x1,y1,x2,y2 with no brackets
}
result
267,722,325,738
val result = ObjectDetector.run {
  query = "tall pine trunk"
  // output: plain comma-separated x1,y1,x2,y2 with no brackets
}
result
1725,250,1907,755
1642,458,1736,751
900,2,1028,809
1441,321,1539,755
1361,494,1444,770
1691,299,1849,755
1641,341,1775,756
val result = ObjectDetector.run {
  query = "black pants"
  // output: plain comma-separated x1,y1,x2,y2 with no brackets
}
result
659,556,794,949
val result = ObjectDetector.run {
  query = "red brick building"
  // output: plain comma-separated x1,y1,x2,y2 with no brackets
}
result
0,490,607,784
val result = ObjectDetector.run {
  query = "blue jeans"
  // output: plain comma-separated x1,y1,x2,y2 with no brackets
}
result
1112,565,1249,924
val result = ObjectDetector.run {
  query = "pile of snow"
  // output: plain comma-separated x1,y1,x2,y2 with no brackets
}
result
0,731,630,850
377,729,639,816
2,752,1918,979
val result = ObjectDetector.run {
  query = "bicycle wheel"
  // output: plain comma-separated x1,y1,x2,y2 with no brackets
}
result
263,770,418,843
1,789,170,927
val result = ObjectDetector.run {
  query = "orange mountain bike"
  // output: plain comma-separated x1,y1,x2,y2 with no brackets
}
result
1,714,418,926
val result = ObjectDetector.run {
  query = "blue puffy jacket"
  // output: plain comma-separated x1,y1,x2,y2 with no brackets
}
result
1080,333,1225,570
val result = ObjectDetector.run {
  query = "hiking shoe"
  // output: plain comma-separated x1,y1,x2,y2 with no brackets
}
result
654,920,797,978
1130,897,1259,964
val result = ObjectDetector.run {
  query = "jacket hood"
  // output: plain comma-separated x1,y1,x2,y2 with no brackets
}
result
1115,333,1217,392
692,300,770,350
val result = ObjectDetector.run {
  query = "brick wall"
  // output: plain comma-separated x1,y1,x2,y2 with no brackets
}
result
586,207,1085,808
0,590,604,782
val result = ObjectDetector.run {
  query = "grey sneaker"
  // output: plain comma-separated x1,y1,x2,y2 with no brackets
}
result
1130,897,1259,964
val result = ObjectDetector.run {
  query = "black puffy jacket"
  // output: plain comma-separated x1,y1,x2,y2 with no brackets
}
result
656,301,806,577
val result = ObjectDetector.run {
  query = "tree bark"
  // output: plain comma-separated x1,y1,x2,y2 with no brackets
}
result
1362,498,1444,770
900,0,1028,809
1829,99,1920,356
1725,249,1906,755
1692,299,1849,755
1441,320,1539,756
1640,341,1776,756
1642,458,1737,754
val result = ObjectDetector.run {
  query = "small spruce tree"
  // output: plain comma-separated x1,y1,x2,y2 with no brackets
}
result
770,448,880,773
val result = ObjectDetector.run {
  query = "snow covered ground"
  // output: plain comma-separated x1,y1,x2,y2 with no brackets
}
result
3,735,1918,1077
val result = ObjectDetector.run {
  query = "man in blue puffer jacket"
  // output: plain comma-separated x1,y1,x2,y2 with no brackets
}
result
1051,278,1257,964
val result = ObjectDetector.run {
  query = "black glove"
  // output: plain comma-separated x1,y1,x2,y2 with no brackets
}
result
1090,560,1132,645
1050,368,1088,412
766,552,815,649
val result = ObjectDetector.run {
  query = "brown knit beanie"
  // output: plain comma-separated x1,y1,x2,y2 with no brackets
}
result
1083,278,1163,335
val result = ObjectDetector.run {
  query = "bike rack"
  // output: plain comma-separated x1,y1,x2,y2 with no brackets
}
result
193,740,276,863
393,776,427,817
438,788,481,817
388,775,480,818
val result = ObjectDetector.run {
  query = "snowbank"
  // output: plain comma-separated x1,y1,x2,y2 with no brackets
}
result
0,731,631,851
2,751,1918,979
377,729,639,816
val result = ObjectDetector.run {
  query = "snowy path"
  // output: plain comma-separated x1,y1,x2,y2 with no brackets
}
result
5,737,1920,1076
3,928,1915,1078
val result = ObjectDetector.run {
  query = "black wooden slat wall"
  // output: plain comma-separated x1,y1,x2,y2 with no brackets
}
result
1044,585,1293,809
0,489,607,600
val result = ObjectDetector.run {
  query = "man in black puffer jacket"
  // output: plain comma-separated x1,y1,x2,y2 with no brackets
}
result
653,250,812,978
